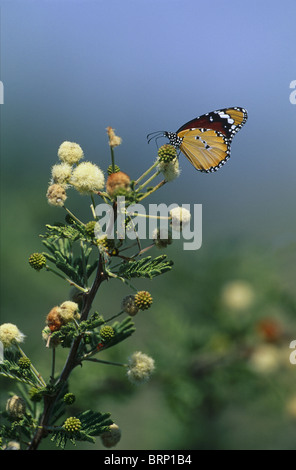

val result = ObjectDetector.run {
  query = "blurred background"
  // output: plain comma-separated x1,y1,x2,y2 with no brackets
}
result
1,0,296,450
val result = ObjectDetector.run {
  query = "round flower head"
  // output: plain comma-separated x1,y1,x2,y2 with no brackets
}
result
85,220,97,238
106,171,131,197
46,183,67,207
127,351,155,385
134,291,153,310
63,393,76,405
6,395,26,420
157,158,180,182
249,345,280,375
100,325,115,341
157,144,177,163
28,253,46,271
70,161,105,194
0,323,25,349
51,162,72,187
63,417,81,434
121,295,139,316
58,141,84,165
106,127,122,148
46,306,63,332
170,206,191,231
100,423,121,448
4,441,20,450
18,357,31,370
59,301,80,324
220,280,255,311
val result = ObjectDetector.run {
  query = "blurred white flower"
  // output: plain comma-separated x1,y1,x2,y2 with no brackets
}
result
249,345,280,374
220,280,255,311
127,351,155,385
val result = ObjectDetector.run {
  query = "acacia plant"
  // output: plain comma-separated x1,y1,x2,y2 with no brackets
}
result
0,127,192,450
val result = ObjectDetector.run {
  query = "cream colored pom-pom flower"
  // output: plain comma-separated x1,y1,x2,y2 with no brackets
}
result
46,183,67,206
127,351,155,385
170,206,191,231
58,141,84,165
157,158,180,182
51,163,72,187
59,301,80,323
0,323,25,349
70,161,105,194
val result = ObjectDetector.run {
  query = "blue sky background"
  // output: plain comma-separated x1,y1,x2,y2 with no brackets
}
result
1,0,296,248
1,0,296,451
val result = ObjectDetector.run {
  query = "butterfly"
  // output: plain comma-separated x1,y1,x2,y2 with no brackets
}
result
147,107,248,173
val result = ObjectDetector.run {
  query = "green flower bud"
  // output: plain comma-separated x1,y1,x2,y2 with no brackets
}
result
134,291,153,310
63,417,81,433
107,164,120,175
157,144,177,163
18,357,31,370
63,393,76,405
85,220,97,237
100,325,115,341
28,253,46,271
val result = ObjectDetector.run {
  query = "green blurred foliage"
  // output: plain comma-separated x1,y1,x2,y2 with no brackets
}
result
2,179,296,450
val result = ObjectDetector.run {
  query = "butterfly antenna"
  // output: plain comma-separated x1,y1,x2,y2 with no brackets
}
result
146,130,165,144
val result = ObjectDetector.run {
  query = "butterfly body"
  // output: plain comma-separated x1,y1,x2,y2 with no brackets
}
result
152,107,248,173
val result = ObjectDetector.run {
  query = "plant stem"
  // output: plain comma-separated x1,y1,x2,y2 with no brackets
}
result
105,310,125,323
137,170,160,191
84,357,126,367
45,266,88,293
50,348,56,384
27,255,107,450
63,206,84,225
110,146,115,173
17,346,46,388
134,161,159,185
138,180,166,201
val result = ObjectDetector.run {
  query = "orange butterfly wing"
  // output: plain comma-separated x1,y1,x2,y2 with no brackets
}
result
176,107,248,172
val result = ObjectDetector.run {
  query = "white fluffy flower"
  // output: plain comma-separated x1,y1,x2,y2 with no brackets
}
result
58,141,84,165
0,323,25,349
51,163,72,187
157,158,180,182
70,161,105,194
127,351,155,385
170,206,191,231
